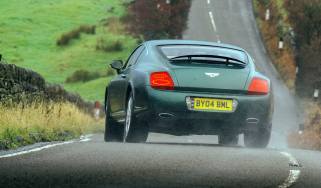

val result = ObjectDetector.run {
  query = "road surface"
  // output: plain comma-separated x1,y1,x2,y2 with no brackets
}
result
1,0,320,187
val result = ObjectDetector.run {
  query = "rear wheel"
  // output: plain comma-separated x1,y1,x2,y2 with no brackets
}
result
244,125,271,148
104,99,122,142
123,93,149,143
218,132,239,146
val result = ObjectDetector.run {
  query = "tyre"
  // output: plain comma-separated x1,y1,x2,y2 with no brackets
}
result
104,96,122,142
218,132,239,146
123,92,149,143
244,125,271,148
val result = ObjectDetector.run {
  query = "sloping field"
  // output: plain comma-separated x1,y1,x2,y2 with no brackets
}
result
0,0,137,101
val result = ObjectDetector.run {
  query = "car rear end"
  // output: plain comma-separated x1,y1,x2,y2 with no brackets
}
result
137,43,273,136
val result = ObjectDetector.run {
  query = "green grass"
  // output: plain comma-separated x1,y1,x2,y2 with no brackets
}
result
0,0,137,101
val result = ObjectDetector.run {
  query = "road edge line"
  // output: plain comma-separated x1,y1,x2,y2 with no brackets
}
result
278,151,301,188
208,11,217,32
0,134,93,159
278,170,301,188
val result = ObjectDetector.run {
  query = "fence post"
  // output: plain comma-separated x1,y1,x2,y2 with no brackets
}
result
298,123,304,134
313,89,319,101
278,37,284,49
265,9,270,21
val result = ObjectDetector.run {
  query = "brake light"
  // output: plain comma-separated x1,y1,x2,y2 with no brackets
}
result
248,77,269,95
150,72,174,90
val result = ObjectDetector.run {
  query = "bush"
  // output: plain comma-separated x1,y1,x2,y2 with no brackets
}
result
125,0,192,40
65,70,101,83
79,25,96,34
56,29,81,46
56,25,96,46
96,39,123,52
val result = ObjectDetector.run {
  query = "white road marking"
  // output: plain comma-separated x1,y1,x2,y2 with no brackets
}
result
208,11,221,43
79,134,93,142
0,141,75,159
278,151,301,188
0,134,93,159
208,11,217,32
207,0,211,4
278,170,301,188
280,151,300,167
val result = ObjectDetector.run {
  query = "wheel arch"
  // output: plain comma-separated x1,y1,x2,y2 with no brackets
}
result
125,81,135,105
125,70,149,107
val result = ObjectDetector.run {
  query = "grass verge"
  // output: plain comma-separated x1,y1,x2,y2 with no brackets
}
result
288,101,321,150
252,1,321,150
253,0,296,89
0,102,103,150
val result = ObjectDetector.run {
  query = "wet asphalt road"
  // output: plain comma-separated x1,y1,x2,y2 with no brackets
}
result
1,0,321,188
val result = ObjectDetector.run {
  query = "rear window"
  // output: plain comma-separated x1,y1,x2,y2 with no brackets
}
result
158,45,247,63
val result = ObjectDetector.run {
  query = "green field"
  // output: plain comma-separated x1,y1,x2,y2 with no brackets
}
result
0,0,137,102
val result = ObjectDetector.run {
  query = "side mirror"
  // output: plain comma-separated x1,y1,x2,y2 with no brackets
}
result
110,60,123,74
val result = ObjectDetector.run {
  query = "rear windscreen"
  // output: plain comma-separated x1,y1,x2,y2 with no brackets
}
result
158,45,247,63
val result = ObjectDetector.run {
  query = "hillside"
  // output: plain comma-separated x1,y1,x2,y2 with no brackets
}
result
0,0,137,102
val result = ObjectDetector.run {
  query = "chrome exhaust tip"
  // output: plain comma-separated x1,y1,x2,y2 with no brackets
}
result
246,118,259,124
158,113,175,118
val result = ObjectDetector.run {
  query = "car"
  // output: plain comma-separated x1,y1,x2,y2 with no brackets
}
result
104,40,273,148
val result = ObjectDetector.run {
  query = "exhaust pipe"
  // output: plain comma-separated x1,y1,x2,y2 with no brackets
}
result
246,118,259,124
158,113,175,119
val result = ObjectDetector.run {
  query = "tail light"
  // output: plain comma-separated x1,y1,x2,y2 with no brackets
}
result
150,72,174,90
248,77,269,95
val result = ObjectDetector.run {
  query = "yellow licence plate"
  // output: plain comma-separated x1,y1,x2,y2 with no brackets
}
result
192,98,233,112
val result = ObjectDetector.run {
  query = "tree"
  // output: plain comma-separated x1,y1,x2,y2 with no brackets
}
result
125,0,191,40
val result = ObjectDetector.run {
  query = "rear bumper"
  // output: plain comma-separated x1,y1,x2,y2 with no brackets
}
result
134,86,273,134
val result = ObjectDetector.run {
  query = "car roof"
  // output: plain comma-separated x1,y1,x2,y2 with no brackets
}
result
144,40,245,52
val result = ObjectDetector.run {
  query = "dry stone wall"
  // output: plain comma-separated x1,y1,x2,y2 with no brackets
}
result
0,62,94,114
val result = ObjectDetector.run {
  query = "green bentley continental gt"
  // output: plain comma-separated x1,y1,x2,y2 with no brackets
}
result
104,40,273,148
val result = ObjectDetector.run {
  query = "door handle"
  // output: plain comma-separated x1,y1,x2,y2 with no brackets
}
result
120,74,126,78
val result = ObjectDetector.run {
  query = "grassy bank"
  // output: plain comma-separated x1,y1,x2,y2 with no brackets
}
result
0,0,137,102
0,102,103,150
253,0,296,89
288,101,321,150
253,0,321,150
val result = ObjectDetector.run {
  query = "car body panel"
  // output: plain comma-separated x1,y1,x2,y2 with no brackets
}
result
172,66,251,91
